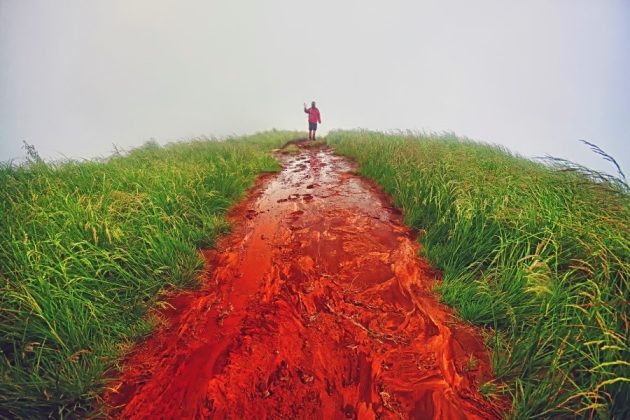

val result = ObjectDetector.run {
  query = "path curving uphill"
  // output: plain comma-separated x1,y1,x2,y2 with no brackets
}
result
105,140,502,419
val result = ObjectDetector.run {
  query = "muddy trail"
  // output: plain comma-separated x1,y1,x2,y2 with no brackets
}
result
105,141,502,419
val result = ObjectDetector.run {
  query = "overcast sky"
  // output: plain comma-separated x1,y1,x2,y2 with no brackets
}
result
1,0,628,176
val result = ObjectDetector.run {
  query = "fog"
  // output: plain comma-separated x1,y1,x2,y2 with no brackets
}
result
1,0,628,176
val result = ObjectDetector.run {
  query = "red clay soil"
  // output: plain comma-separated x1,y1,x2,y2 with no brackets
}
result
105,141,503,419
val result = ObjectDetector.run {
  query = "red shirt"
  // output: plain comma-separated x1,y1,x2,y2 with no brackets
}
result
305,107,321,123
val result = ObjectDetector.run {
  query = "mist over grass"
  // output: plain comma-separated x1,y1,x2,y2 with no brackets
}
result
0,131,300,417
328,130,629,418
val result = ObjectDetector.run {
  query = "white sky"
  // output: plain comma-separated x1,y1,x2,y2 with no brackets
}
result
1,0,628,176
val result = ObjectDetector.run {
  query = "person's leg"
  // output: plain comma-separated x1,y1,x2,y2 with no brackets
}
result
309,123,316,140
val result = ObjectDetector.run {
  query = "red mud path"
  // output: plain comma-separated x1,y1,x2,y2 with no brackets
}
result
105,141,502,419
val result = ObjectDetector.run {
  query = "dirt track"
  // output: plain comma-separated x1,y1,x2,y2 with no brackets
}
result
105,141,501,419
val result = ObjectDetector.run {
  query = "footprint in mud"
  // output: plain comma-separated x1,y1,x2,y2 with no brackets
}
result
306,184,318,189
296,368,315,384
245,210,257,219
302,194,314,202
289,210,304,219
277,198,288,203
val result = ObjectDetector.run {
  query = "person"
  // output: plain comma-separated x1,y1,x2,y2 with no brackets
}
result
303,101,322,140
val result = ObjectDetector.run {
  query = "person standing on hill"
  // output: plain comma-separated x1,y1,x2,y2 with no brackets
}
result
303,101,322,140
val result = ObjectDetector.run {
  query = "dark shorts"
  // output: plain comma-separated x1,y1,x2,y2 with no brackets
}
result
309,122,318,131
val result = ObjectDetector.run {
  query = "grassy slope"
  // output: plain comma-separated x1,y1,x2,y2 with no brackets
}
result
0,131,300,417
328,130,629,418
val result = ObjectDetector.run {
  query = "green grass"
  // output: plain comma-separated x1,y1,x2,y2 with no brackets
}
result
0,131,301,418
328,130,629,418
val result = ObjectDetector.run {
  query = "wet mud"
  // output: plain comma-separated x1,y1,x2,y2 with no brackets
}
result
105,141,502,419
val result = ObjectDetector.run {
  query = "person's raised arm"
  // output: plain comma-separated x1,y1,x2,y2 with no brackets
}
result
303,103,308,113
